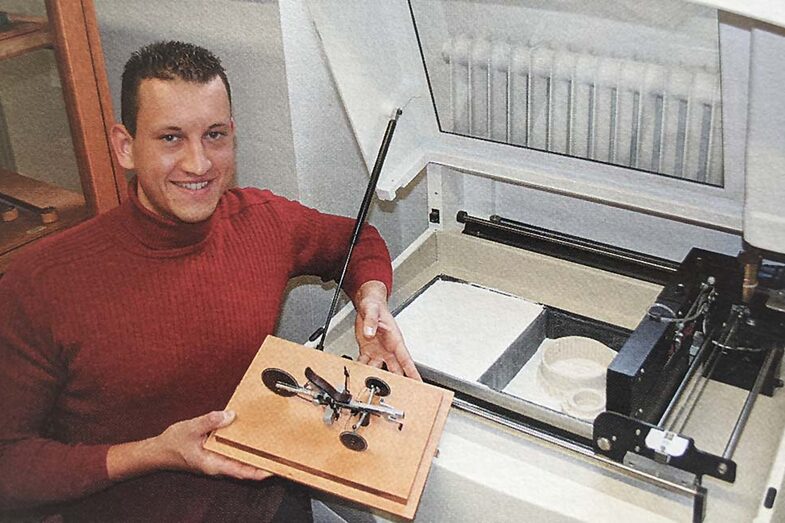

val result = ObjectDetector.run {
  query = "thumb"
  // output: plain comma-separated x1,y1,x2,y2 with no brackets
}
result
194,410,235,434
361,302,381,338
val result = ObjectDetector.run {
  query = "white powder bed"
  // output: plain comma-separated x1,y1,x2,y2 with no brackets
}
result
394,278,544,382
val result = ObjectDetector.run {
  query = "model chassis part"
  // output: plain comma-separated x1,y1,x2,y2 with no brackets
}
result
262,366,405,452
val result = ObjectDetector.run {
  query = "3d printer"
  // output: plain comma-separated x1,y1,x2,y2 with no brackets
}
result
297,1,785,521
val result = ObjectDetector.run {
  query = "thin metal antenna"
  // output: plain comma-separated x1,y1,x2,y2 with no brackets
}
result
309,108,403,350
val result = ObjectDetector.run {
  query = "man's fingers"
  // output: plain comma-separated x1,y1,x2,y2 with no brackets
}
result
357,352,383,370
204,451,269,480
241,466,272,481
355,304,422,379
221,459,269,480
401,358,422,381
393,342,421,380
383,356,403,375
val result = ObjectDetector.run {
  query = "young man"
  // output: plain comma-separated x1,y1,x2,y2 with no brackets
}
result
0,41,418,521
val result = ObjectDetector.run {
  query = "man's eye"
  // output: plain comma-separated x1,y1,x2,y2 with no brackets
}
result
207,131,226,140
160,134,178,142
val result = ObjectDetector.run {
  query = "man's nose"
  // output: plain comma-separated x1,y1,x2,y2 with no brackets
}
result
180,141,212,175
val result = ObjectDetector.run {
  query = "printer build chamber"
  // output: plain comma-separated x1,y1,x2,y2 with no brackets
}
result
321,222,785,522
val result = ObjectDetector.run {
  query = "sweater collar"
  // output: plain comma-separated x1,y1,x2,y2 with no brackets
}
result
114,178,217,253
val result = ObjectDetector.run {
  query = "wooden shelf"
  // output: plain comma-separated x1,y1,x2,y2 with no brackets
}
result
0,13,71,272
0,167,88,273
0,14,52,61
0,1,124,275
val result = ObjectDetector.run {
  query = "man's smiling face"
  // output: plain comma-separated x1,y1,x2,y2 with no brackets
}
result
114,76,235,223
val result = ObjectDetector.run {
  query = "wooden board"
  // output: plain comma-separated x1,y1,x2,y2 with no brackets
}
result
205,336,453,519
0,167,85,209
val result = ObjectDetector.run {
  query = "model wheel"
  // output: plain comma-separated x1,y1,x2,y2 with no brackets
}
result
364,376,391,397
261,368,298,396
340,431,368,452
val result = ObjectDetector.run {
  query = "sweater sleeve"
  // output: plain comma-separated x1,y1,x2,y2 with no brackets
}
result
0,269,111,511
270,195,393,300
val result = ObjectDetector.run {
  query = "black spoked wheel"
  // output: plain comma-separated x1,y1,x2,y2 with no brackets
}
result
261,368,299,396
364,376,391,397
340,431,368,452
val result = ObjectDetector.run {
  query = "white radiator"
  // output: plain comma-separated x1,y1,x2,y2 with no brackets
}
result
441,36,723,185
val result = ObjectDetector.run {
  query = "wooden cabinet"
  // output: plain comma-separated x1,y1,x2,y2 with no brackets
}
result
0,0,123,273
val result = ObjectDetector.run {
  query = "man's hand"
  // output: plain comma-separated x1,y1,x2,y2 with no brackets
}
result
107,410,270,482
353,281,421,380
153,411,270,479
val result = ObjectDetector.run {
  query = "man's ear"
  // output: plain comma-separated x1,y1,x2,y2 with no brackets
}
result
110,123,135,170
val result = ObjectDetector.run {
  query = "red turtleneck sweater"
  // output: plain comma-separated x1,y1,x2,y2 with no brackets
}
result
0,184,392,521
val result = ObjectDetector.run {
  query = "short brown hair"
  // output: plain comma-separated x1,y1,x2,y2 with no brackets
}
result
121,41,232,135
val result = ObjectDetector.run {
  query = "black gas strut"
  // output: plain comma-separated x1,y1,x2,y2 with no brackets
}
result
309,108,402,350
